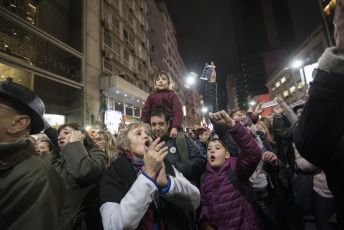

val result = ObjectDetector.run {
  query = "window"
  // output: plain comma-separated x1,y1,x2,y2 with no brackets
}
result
113,42,120,61
104,32,111,47
134,106,140,117
297,81,303,89
281,76,286,84
275,81,280,88
126,103,133,116
272,87,276,91
115,101,123,113
283,90,289,97
112,16,120,33
290,85,296,94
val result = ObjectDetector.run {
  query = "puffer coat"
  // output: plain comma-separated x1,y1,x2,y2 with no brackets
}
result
201,121,262,230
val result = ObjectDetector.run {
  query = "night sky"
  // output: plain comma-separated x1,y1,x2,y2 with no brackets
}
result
164,0,236,110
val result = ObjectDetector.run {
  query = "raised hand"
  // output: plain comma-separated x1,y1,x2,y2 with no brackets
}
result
69,130,86,143
143,137,168,180
209,110,235,129
276,94,284,104
254,102,264,116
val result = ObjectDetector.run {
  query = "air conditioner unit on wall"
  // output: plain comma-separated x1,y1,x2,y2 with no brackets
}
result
103,49,113,59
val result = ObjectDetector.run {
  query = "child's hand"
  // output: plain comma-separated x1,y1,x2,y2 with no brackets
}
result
169,127,178,138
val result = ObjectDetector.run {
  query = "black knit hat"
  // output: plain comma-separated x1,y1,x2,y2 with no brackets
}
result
0,81,45,134
293,104,304,114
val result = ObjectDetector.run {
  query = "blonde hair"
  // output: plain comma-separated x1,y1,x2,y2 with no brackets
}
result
154,71,174,90
257,119,275,144
96,130,117,161
115,122,151,156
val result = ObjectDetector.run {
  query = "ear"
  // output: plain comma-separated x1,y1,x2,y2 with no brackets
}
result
225,151,230,159
8,115,31,134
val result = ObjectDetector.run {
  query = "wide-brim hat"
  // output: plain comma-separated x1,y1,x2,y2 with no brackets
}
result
0,81,45,134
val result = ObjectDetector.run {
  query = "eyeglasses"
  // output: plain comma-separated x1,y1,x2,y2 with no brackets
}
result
94,137,103,143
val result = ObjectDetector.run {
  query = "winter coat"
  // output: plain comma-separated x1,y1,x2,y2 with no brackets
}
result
45,142,108,230
141,89,183,130
0,138,65,230
157,133,206,182
201,121,262,230
294,47,344,223
99,154,200,229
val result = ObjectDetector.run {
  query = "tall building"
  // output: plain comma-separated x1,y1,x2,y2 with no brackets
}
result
0,0,201,132
230,0,297,109
0,0,85,126
97,0,152,132
146,0,201,128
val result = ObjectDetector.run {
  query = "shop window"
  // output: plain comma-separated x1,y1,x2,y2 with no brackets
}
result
134,106,140,117
126,104,133,116
115,101,123,113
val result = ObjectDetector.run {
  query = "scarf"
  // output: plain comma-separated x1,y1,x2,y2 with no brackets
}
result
124,152,164,230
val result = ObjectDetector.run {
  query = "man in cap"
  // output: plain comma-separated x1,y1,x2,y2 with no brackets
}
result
0,81,65,230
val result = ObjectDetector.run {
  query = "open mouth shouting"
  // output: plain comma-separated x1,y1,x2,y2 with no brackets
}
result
210,155,216,162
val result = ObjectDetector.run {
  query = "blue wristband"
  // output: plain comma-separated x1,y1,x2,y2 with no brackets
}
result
159,177,171,194
142,172,159,189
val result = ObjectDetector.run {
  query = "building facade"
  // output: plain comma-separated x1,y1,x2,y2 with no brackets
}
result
266,25,329,106
0,0,84,127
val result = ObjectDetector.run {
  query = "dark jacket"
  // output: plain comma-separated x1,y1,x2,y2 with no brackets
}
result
45,142,108,230
158,133,206,182
100,154,193,229
141,89,183,130
201,121,262,229
294,50,344,223
0,139,65,230
194,138,207,158
206,82,240,156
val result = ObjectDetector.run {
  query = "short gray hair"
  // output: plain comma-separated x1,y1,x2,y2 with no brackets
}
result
115,122,151,156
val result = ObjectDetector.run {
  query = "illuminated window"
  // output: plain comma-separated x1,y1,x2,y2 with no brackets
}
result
297,81,303,89
290,85,296,94
275,81,280,88
272,87,276,91
283,90,289,97
281,76,286,84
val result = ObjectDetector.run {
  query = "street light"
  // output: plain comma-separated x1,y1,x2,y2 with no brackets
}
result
184,72,198,89
292,60,303,68
201,107,208,113
250,101,256,106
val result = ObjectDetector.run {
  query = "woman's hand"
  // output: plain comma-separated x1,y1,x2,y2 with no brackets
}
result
144,138,168,180
169,127,178,138
262,151,277,166
209,110,235,129
156,162,169,188
69,131,85,143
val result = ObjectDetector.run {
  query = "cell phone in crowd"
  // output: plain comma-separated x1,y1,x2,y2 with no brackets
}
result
200,65,216,80
261,100,278,109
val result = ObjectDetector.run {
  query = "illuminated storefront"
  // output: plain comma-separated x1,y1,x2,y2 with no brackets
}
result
0,0,84,127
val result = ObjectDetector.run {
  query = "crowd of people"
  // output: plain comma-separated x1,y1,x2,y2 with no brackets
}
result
1,1,344,229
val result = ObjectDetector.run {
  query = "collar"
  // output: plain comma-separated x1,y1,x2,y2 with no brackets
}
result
0,138,35,171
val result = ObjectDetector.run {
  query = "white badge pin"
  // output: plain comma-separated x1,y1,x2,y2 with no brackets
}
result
170,147,176,153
